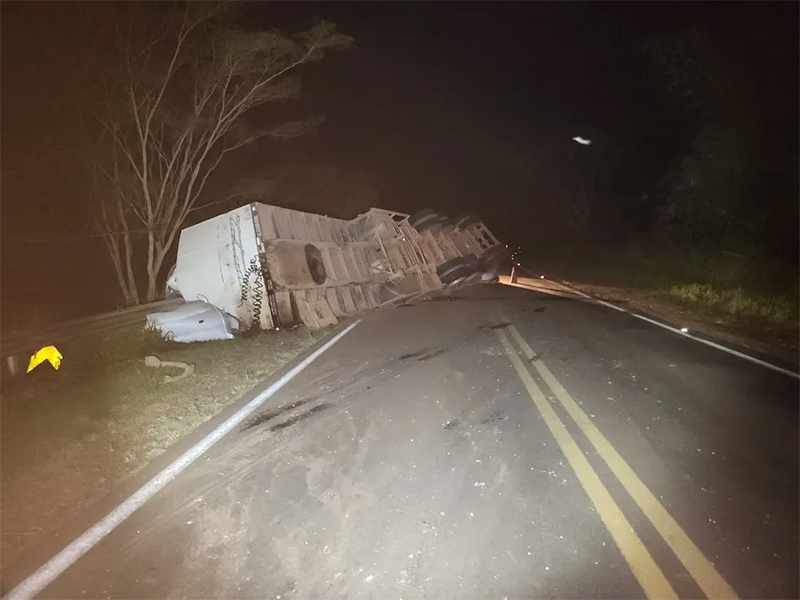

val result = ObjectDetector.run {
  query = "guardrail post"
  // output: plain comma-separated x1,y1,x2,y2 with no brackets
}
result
510,265,518,283
7,355,20,376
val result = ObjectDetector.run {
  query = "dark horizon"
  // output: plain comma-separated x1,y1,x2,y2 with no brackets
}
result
1,1,798,327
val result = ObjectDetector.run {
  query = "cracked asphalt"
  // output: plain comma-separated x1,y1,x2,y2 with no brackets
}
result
6,283,798,599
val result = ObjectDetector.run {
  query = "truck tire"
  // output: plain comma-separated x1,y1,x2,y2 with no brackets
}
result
453,212,469,225
478,244,510,271
436,257,471,285
461,253,480,274
455,213,481,229
436,216,455,232
409,208,440,233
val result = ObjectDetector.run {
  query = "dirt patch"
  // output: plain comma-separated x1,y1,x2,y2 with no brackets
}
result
0,324,324,569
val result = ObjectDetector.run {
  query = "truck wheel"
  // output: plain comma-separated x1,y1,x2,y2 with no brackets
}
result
409,208,440,233
478,245,510,271
455,213,481,229
436,257,470,285
453,212,469,225
461,253,479,274
436,216,455,232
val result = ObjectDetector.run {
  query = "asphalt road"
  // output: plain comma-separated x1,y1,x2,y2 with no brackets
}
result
7,283,799,599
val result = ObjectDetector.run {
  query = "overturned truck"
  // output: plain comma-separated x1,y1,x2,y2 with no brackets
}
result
162,204,508,331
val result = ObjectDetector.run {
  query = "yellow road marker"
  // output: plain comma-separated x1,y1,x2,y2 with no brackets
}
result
495,328,677,600
506,323,737,600
27,345,63,373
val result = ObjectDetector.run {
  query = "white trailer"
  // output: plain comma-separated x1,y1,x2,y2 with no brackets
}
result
165,203,507,331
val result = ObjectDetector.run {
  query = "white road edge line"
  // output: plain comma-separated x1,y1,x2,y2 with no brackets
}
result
4,320,362,600
511,274,799,381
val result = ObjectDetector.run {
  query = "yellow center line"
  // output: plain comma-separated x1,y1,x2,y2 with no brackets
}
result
504,323,738,600
494,328,678,600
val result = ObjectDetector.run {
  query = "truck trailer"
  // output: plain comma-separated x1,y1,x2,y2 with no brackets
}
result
162,204,508,331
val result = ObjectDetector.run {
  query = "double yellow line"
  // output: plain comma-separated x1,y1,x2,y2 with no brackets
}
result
494,323,737,600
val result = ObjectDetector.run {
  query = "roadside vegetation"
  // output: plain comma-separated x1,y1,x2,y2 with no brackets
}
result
0,324,323,569
527,244,798,360
514,19,797,358
666,283,797,328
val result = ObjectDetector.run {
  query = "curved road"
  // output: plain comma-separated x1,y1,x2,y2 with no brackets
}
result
5,284,798,599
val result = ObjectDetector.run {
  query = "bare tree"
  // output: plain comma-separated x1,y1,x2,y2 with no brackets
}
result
522,144,599,237
543,150,597,235
89,2,353,304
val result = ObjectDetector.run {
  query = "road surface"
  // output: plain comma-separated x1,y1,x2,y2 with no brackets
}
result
5,284,799,599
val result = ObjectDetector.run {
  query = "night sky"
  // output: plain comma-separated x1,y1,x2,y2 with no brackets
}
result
1,2,797,327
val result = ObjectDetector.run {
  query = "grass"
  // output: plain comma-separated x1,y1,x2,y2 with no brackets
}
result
0,323,324,569
667,283,798,327
532,244,798,350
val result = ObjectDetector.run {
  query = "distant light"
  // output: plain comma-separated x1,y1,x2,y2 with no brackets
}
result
573,136,592,146
680,327,689,333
